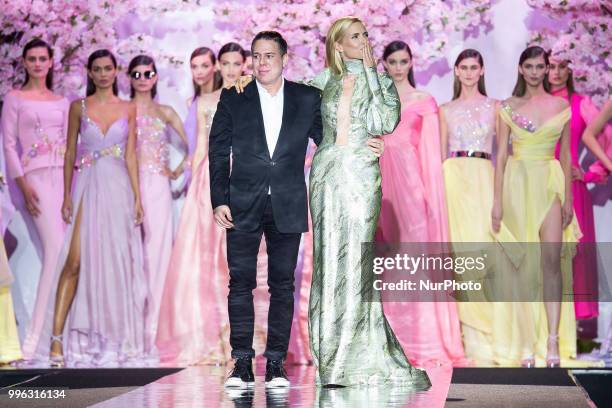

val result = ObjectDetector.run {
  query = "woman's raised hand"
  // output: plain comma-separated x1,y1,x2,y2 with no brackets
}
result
362,40,376,69
233,75,254,94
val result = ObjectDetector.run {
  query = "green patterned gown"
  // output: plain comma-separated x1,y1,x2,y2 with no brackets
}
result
307,59,431,388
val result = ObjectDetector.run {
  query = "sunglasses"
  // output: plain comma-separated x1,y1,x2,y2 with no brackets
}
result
130,70,156,80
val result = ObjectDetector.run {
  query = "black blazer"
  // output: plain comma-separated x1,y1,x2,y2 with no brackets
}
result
209,80,322,233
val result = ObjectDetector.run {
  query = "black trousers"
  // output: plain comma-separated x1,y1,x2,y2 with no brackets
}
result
226,196,301,360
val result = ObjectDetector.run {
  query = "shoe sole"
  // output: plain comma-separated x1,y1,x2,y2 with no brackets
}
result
265,378,290,388
224,377,255,388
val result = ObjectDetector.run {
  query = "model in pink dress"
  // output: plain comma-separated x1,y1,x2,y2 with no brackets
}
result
549,59,612,327
156,44,244,365
129,55,188,355
377,41,465,367
1,39,68,360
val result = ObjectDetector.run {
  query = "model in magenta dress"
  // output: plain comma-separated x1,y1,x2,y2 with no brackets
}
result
552,85,607,322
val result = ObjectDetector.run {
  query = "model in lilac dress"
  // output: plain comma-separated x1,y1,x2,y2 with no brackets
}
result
30,97,149,367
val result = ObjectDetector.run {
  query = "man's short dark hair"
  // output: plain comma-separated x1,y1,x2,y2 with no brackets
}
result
251,31,288,56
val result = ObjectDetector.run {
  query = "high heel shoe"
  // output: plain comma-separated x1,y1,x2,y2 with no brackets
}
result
49,335,65,368
546,334,561,368
520,356,536,368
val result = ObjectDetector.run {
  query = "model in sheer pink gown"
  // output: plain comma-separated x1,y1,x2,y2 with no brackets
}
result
549,60,612,325
129,55,189,355
377,41,465,367
156,44,311,365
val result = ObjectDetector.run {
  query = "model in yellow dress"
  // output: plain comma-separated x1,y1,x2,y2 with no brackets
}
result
0,238,22,364
491,46,580,367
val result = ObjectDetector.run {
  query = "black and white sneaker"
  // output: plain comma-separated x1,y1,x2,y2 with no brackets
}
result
224,357,255,388
265,359,290,388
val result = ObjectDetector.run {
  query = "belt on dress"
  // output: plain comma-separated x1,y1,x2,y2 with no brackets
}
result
450,150,491,160
76,144,125,170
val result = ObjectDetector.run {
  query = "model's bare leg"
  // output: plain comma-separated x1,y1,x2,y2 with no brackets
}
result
539,198,563,367
49,203,83,363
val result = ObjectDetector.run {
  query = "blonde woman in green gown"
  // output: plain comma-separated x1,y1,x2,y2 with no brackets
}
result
306,17,431,388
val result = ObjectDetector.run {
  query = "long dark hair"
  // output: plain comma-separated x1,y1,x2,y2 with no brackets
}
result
190,47,221,99
512,46,550,97
128,55,157,99
452,49,487,100
217,42,246,86
218,42,246,61
22,38,54,90
383,41,415,87
547,51,575,97
86,49,118,97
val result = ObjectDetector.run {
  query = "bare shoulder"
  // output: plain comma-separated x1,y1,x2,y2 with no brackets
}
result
408,90,432,101
199,93,219,110
158,103,178,121
550,95,569,111
440,98,458,111
69,99,82,109
503,95,518,105
121,100,136,116
69,99,83,115
603,99,612,116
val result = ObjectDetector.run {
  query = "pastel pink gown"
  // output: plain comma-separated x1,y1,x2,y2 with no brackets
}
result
155,103,230,365
553,88,609,321
1,91,68,359
377,95,466,367
137,115,174,354
156,101,312,366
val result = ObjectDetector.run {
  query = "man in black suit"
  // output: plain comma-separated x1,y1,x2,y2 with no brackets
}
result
209,31,321,388
209,31,384,388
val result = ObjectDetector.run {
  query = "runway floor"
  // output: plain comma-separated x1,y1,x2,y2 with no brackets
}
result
1,364,608,407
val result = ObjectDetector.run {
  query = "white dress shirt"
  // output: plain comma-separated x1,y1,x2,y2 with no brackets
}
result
256,78,284,157
256,78,284,194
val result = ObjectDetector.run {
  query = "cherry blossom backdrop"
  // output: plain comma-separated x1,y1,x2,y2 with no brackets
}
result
0,0,609,104
1,0,611,339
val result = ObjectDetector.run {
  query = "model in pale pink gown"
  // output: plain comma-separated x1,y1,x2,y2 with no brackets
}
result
156,99,230,365
377,95,465,366
137,115,177,354
1,91,68,359
129,55,190,356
